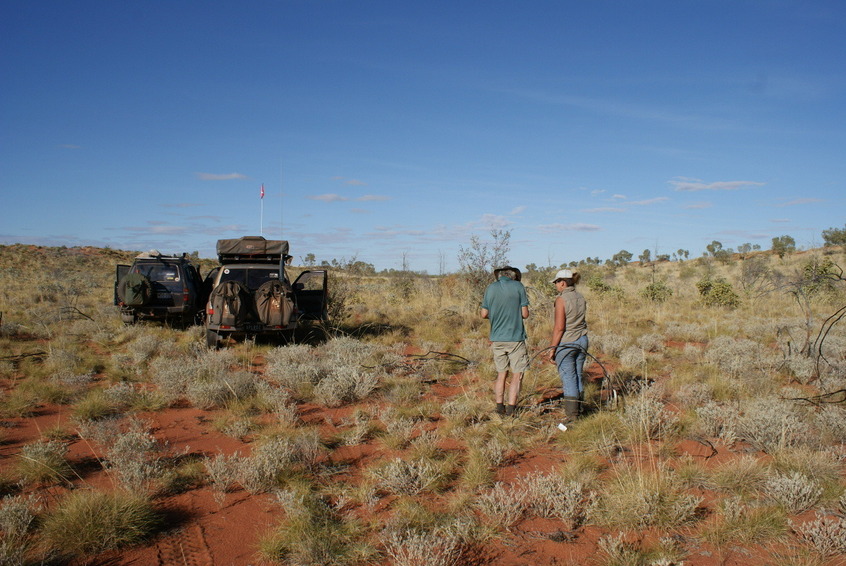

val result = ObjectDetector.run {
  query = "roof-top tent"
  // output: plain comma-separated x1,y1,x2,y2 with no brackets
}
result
216,236,290,264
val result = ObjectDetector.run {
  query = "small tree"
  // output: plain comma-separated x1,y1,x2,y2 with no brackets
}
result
822,224,846,252
638,249,651,265
771,235,796,259
457,229,511,299
705,240,723,257
612,250,633,267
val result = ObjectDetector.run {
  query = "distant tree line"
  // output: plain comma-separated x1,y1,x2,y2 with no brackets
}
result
297,223,846,277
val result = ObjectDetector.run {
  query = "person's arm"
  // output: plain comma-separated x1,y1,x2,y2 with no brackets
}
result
481,308,489,319
547,297,566,361
520,284,530,319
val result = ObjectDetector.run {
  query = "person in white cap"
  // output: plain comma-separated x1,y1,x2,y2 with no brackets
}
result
546,268,588,420
481,266,530,416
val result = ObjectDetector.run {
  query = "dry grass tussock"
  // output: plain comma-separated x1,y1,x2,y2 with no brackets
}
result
0,243,845,564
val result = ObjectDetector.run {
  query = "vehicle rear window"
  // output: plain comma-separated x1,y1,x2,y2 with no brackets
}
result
135,264,180,282
219,267,282,290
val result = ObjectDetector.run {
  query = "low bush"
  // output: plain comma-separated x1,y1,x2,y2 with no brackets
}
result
697,277,741,308
41,490,162,557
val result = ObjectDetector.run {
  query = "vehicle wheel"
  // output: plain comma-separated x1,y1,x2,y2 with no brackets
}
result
120,311,136,325
206,329,220,349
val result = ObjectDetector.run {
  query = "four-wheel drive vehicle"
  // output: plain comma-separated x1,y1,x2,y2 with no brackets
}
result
204,236,328,348
114,252,206,325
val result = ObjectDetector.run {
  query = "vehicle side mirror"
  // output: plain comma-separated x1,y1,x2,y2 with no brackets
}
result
294,283,305,291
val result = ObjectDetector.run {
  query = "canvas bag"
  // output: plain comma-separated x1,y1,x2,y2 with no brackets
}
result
255,280,293,326
208,281,251,326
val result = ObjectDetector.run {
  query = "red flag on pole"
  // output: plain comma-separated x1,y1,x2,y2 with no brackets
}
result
260,183,265,199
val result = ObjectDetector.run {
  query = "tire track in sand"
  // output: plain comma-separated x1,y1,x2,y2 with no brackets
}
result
155,523,213,566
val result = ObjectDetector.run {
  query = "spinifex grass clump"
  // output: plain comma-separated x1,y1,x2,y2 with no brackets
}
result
260,487,372,566
16,439,73,486
702,496,786,547
591,463,701,530
41,490,162,557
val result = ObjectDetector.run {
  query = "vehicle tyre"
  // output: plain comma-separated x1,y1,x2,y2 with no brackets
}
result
206,329,220,349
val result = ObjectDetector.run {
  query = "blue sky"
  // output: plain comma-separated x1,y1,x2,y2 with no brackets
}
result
2,1,844,273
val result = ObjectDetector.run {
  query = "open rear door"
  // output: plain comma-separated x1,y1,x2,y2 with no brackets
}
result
293,270,328,321
114,264,130,305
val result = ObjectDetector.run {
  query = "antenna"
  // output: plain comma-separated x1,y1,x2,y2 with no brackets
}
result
279,161,285,283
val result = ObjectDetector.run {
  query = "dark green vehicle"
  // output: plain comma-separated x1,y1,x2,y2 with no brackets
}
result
114,252,207,325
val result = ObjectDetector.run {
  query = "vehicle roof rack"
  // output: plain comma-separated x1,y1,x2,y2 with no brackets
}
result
216,236,290,264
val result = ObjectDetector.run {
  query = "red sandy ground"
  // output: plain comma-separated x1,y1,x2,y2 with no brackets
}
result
1,349,844,566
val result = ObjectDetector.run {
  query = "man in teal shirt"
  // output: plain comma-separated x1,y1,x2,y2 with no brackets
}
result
481,266,530,416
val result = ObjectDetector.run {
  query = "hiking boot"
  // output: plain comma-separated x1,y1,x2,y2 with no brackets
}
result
563,396,580,421
495,403,506,415
505,404,517,416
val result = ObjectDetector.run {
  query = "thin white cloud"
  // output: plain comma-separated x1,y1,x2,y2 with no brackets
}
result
332,176,367,186
669,177,765,191
583,207,626,213
770,218,791,223
718,229,771,239
161,203,204,208
307,193,348,202
510,206,527,215
537,223,601,234
683,202,713,210
502,88,737,131
590,189,606,195
350,208,371,214
125,224,189,235
195,172,249,181
629,197,669,206
776,198,823,207
356,195,390,201
477,213,511,229
612,194,626,200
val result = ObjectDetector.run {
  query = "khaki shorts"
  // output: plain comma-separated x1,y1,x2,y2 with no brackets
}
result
491,341,529,373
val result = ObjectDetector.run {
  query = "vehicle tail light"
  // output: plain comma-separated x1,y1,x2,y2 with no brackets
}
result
183,288,190,302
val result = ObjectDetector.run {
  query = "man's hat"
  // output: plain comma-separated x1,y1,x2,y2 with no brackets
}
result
493,266,522,281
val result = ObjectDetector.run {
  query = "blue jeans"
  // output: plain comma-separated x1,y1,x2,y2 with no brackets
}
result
555,335,589,398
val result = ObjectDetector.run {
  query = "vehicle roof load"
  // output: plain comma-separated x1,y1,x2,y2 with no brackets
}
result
216,236,290,263
135,250,187,260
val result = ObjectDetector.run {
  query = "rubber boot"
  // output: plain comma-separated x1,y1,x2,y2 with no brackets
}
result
563,396,580,421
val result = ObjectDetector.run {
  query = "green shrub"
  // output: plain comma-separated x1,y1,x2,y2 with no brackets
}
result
640,281,673,303
697,277,741,308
